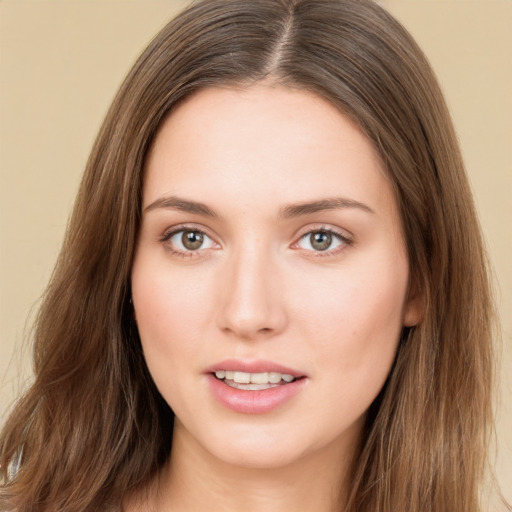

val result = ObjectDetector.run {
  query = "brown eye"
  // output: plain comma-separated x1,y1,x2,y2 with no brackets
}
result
164,228,216,253
296,229,347,254
182,231,204,250
310,231,332,251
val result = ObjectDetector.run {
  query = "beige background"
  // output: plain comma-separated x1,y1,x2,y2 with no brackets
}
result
1,0,510,501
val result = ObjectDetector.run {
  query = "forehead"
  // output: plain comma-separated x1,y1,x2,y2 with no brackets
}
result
143,84,393,218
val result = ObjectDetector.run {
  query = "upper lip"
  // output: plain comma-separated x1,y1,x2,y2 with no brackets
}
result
205,359,306,378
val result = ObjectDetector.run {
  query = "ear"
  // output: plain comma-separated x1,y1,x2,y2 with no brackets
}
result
129,297,137,321
403,282,423,327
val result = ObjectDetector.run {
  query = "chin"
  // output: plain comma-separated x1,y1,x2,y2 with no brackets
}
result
180,417,310,469
209,439,305,470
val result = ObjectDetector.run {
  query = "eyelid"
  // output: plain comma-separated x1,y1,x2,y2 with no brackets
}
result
159,224,221,257
291,224,353,255
293,223,353,242
160,222,217,240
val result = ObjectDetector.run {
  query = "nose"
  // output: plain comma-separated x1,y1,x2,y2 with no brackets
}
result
216,246,288,340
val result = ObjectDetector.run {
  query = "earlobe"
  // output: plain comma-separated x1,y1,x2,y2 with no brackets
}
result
129,297,137,322
403,284,423,327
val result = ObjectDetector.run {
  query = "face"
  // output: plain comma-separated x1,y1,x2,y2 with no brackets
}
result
131,84,420,470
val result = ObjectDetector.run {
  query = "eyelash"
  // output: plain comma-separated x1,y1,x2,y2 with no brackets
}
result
293,226,353,257
159,225,353,259
160,225,215,259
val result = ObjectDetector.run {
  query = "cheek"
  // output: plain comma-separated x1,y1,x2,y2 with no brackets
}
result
294,254,408,400
131,254,215,375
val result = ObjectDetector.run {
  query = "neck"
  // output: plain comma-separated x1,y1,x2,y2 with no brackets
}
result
141,418,362,512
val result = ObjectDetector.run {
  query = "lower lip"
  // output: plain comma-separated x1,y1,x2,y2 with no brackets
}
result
206,374,306,414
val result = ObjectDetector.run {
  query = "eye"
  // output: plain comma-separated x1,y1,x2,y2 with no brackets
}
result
163,229,217,252
296,229,348,253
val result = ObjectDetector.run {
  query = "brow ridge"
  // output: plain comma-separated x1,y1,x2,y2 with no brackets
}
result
144,195,374,219
279,197,375,219
144,196,217,217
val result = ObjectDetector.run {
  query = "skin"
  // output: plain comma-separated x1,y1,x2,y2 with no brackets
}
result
128,83,421,511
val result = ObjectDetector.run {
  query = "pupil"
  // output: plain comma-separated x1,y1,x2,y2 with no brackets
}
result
182,231,203,250
311,231,332,251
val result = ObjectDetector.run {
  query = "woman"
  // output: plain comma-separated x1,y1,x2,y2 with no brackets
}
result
0,0,504,510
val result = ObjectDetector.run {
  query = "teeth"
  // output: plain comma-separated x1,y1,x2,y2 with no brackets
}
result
233,371,250,384
225,381,278,391
251,372,269,384
214,370,296,385
269,372,281,383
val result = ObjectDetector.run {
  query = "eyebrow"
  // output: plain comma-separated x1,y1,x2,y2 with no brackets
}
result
278,197,375,219
144,196,217,217
144,195,375,218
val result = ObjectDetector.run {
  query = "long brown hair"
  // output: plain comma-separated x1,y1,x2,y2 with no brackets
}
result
0,0,500,510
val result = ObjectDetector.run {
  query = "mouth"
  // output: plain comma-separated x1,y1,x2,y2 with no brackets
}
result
213,370,299,391
206,360,307,413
